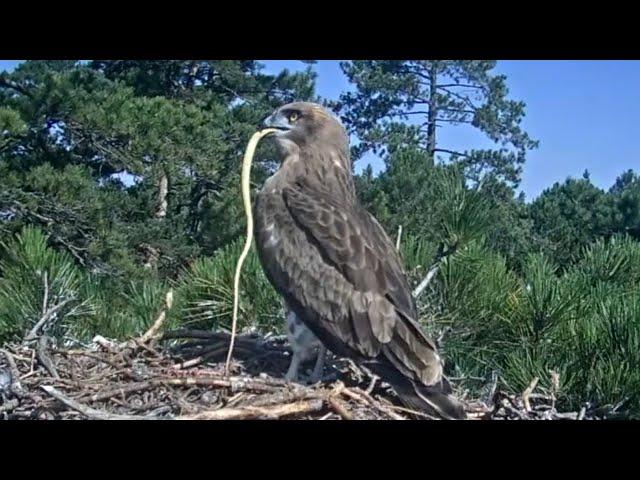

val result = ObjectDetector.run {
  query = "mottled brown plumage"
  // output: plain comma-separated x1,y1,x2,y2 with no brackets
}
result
254,102,466,419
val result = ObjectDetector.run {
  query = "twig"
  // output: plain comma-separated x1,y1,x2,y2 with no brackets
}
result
248,388,319,407
412,242,458,299
522,377,539,412
145,406,173,417
500,399,528,419
178,399,324,420
0,348,20,380
24,298,73,343
132,339,164,359
19,371,39,381
225,392,247,408
87,375,287,403
87,381,156,403
395,225,403,251
345,359,364,383
328,395,354,420
41,272,49,324
139,290,173,344
341,387,406,420
41,385,159,420
481,371,499,406
172,355,212,370
92,335,121,353
55,350,123,369
0,398,20,414
412,264,440,299
36,336,59,379
365,375,379,395
327,382,354,420
550,370,560,411
553,412,579,420
0,348,24,397
28,348,36,376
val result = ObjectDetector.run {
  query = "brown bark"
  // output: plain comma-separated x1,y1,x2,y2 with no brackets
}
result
425,61,439,166
155,171,168,219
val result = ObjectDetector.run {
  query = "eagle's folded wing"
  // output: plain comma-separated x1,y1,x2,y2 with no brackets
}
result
282,181,442,387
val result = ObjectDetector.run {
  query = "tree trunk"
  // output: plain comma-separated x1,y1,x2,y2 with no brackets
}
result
425,61,438,167
185,61,199,90
155,171,168,219
139,243,160,269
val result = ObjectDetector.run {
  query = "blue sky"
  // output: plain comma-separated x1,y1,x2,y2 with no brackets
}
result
2,59,639,201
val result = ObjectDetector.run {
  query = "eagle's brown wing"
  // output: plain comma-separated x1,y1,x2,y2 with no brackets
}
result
281,179,443,387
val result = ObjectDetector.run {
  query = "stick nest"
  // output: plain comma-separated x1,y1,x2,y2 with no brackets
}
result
0,330,617,420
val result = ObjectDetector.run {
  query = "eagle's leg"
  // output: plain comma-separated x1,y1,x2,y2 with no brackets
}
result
284,304,304,383
284,303,324,384
308,344,327,384
285,351,302,382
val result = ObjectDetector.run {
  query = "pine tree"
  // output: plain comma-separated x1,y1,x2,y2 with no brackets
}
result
338,60,538,187
0,60,316,278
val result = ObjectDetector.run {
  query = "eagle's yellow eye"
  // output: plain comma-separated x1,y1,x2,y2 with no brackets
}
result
289,112,299,123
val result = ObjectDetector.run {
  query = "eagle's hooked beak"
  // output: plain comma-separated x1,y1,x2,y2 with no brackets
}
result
263,111,293,134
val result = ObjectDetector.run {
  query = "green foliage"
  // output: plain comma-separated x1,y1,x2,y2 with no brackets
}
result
529,176,618,267
0,226,174,342
0,226,95,341
518,253,575,340
338,60,538,186
0,60,316,276
434,236,640,417
432,168,494,247
435,241,520,343
356,149,494,251
572,235,640,287
610,170,640,239
0,106,27,137
174,238,282,333
0,60,313,341
81,276,170,340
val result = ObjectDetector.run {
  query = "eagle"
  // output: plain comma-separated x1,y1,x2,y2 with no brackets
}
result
254,102,466,419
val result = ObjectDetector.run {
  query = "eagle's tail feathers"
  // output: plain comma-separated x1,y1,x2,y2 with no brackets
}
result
365,361,467,420
402,380,467,420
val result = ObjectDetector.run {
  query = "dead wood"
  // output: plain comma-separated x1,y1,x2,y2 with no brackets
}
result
0,331,618,421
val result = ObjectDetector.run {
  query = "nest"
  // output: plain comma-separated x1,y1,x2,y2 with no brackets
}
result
0,328,616,420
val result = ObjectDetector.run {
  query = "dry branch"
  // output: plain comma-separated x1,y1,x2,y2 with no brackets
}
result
139,290,174,344
24,298,73,343
36,336,59,379
328,395,354,420
522,377,539,412
178,399,324,420
0,330,616,421
41,386,157,420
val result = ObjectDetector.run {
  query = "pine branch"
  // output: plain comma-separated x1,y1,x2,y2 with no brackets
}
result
412,242,459,298
433,148,470,157
0,76,33,98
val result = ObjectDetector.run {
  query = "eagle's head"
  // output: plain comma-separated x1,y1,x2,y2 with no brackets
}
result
263,102,348,155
